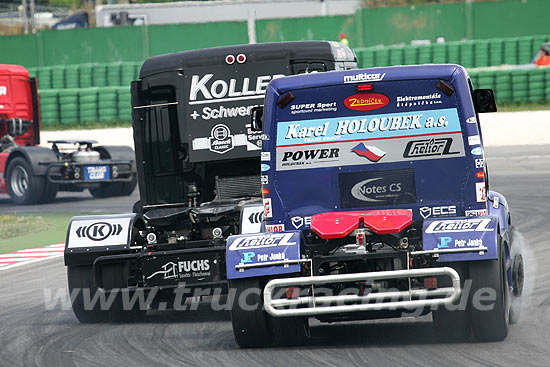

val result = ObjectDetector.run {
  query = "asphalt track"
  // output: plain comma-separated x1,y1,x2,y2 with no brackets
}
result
0,144,549,367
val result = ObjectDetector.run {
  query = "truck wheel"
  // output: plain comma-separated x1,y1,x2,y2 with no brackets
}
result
432,262,470,341
6,157,44,205
100,263,147,322
88,175,137,198
40,181,58,203
230,277,273,348
67,266,108,323
469,240,509,342
271,315,309,347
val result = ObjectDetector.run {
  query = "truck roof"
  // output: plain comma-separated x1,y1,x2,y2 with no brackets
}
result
0,64,29,78
139,41,355,78
269,64,467,93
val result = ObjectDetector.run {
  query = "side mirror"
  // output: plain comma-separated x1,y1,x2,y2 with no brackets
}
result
473,89,497,113
251,105,264,132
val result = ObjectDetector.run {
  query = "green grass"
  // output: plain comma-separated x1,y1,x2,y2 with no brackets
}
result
0,212,78,254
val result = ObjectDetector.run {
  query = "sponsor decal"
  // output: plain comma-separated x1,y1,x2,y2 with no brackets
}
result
343,72,386,84
75,222,123,241
339,168,416,208
146,259,211,280
465,209,488,217
466,117,477,124
276,108,461,147
475,171,485,179
423,217,498,262
209,124,233,154
476,182,487,202
241,205,264,234
261,175,269,185
266,224,285,232
280,147,339,168
68,217,132,248
226,231,301,279
396,93,442,108
475,158,484,169
192,124,249,154
291,216,311,229
261,163,270,172
425,218,493,233
471,147,483,156
276,132,465,171
263,198,273,218
261,152,271,161
419,205,457,219
0,86,6,96
351,143,386,162
188,73,285,105
468,135,481,146
344,93,389,111
290,102,338,115
84,165,110,180
437,236,484,249
438,237,452,248
228,232,296,251
403,137,459,158
193,104,258,121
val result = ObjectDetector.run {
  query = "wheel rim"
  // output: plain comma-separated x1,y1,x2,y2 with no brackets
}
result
10,166,29,197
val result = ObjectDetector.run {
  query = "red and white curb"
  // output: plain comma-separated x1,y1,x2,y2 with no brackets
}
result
0,243,65,271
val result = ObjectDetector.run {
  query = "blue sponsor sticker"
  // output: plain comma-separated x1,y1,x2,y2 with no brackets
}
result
226,232,301,279
423,217,498,262
261,163,270,172
471,147,483,155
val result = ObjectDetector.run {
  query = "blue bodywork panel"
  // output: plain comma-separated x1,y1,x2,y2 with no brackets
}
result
261,65,489,232
226,232,301,279
422,216,499,262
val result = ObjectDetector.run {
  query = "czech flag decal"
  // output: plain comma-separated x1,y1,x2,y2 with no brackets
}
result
351,143,386,162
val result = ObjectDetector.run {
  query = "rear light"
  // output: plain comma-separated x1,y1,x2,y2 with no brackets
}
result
286,287,300,299
236,53,246,64
225,55,235,65
74,172,80,179
112,165,118,178
423,277,438,290
357,84,373,92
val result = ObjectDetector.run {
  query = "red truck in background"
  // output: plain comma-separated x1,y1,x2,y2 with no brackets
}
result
0,64,137,205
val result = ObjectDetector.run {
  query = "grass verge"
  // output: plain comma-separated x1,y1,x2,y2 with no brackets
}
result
0,212,78,254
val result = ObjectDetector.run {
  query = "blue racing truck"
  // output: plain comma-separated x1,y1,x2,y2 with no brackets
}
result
227,64,524,347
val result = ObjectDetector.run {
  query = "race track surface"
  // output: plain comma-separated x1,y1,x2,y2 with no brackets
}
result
0,144,549,367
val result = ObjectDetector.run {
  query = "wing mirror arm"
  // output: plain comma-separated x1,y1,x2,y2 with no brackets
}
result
250,106,264,132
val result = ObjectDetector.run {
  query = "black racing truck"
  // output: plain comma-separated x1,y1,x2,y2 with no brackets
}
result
64,41,357,322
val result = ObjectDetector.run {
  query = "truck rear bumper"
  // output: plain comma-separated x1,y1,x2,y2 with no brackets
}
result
263,267,461,317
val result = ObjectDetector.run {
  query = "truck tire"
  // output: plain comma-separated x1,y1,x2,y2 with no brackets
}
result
469,240,509,342
271,314,309,347
230,277,273,348
88,174,137,198
40,181,58,203
6,157,44,205
432,262,470,341
67,265,108,323
100,263,147,322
